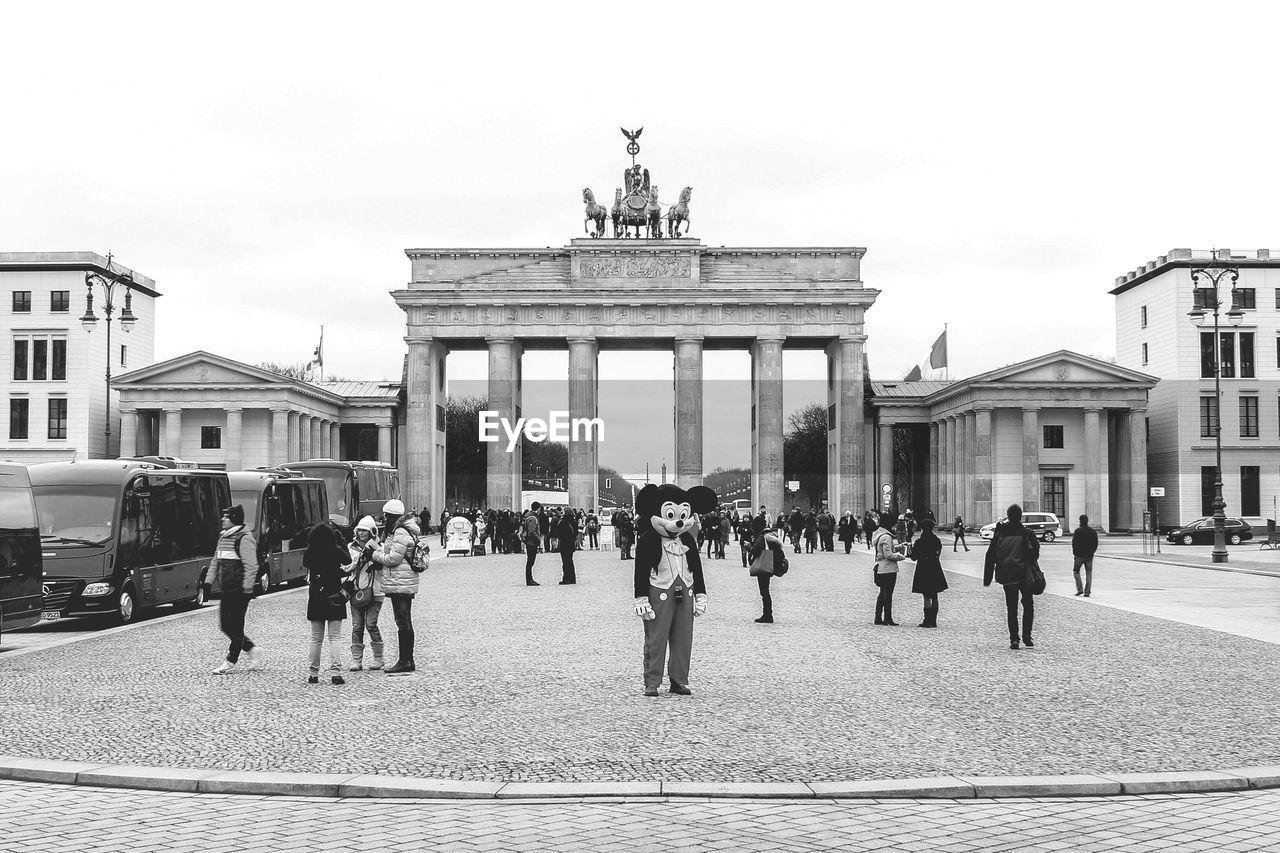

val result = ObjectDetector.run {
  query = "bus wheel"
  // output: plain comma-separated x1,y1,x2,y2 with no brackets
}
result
187,583,206,610
256,570,271,596
116,586,139,625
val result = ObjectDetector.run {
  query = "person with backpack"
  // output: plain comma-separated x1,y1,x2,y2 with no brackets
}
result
872,512,907,625
953,514,970,552
522,504,543,585
347,515,385,671
747,514,787,623
370,499,426,673
910,517,948,627
303,522,354,684
209,505,265,675
983,503,1040,649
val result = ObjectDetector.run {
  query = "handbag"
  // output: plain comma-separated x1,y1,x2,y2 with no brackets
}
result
353,568,375,608
748,540,773,577
1025,534,1046,595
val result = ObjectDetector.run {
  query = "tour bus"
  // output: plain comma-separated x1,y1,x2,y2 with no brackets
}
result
0,463,42,641
282,460,400,540
733,499,752,519
521,489,570,512
228,470,328,593
31,460,231,624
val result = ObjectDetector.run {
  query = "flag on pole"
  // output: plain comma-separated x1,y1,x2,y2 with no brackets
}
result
928,328,948,369
903,364,923,382
312,327,324,369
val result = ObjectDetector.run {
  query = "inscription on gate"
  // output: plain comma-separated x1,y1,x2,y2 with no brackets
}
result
580,256,691,278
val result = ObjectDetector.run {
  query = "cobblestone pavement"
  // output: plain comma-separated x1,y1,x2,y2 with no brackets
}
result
2,780,1279,852
2,547,1279,783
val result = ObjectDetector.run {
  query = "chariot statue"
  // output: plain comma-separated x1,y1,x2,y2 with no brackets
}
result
581,127,693,239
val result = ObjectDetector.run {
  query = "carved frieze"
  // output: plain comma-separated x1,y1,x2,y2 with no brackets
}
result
580,256,691,278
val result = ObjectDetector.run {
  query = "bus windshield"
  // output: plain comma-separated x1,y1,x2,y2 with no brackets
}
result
32,485,119,545
0,487,38,531
302,467,354,527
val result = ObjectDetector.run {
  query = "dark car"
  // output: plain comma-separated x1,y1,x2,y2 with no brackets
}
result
1166,517,1253,546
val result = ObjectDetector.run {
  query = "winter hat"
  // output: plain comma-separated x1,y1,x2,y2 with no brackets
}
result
355,515,378,533
221,505,245,526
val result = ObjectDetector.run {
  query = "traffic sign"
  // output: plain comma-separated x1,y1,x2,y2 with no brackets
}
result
787,480,800,491
1149,487,1165,497
881,483,892,494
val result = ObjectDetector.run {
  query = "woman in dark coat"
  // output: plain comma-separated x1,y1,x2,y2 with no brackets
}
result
910,518,948,627
838,512,856,553
304,523,354,683
556,509,578,584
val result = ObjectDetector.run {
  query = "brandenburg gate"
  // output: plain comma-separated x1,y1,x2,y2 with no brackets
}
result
393,132,879,516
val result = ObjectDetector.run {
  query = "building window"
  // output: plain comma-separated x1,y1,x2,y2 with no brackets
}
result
1141,343,1148,365
1220,332,1236,378
1240,395,1259,437
1240,332,1255,379
51,340,65,380
1200,396,1219,438
9,399,28,440
1140,305,1148,328
1233,288,1257,310
1193,289,1214,310
50,291,69,312
1043,424,1064,449
12,340,27,381
1241,466,1261,516
120,345,127,367
32,339,47,381
1201,467,1217,517
1275,288,1280,309
47,399,67,440
11,291,31,312
1042,476,1066,517
1201,332,1216,378
200,426,221,449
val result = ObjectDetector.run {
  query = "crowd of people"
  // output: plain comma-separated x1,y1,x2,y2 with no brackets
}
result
205,492,1100,684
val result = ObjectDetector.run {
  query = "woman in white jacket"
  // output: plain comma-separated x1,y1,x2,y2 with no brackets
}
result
347,515,384,671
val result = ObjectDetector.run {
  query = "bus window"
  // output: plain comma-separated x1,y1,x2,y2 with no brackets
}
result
31,486,116,545
0,488,38,531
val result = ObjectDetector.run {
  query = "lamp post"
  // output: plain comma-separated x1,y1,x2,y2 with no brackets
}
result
1187,255,1242,564
81,253,138,458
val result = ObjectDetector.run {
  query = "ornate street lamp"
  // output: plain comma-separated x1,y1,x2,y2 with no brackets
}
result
1186,255,1241,564
81,253,139,456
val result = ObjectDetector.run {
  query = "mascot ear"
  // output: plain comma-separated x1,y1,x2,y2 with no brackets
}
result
635,484,660,515
685,486,718,514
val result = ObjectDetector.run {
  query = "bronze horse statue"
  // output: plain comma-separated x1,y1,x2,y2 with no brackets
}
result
611,189,623,238
666,186,692,238
582,188,608,238
646,187,663,239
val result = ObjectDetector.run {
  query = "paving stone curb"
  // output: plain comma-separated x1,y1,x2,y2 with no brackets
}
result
1,755,1277,801
1101,552,1280,579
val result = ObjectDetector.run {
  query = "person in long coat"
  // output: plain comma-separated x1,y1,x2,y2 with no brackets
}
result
910,518,948,627
862,511,878,551
303,522,354,684
556,509,579,584
838,512,856,553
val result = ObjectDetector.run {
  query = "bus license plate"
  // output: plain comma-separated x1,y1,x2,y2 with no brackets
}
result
41,611,61,621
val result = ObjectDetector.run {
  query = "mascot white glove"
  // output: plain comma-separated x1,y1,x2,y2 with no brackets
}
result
634,597,656,620
694,593,708,617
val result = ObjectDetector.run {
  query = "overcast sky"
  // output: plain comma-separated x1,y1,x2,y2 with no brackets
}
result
5,1,1278,471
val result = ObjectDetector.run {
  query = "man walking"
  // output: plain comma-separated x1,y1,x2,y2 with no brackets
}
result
1072,514,1098,597
209,505,265,675
953,514,970,552
983,504,1040,650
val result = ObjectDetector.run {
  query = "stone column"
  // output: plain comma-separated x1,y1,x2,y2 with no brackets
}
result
751,336,785,517
1084,406,1103,526
568,337,600,510
296,414,309,459
936,418,948,519
319,418,331,458
163,408,182,458
224,407,243,472
406,336,447,514
485,338,522,510
271,408,290,466
877,422,894,511
674,336,703,488
119,409,138,458
974,406,993,525
377,423,393,465
928,421,940,518
1021,406,1041,512
966,411,977,522
287,411,300,462
331,422,342,461
826,335,866,518
1129,407,1148,533
309,416,321,460
953,414,966,523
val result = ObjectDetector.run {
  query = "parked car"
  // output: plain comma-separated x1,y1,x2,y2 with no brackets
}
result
980,512,1063,542
1166,517,1253,546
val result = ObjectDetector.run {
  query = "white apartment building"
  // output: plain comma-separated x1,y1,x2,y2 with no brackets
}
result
0,252,159,463
1113,248,1280,528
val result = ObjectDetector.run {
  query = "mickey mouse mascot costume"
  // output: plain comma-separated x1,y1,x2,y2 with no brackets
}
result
633,482,718,697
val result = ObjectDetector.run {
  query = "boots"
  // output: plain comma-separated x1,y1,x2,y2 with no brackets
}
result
755,595,773,623
385,629,416,674
918,605,937,628
369,639,385,670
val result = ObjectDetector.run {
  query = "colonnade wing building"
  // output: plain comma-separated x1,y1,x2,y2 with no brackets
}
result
393,238,875,517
